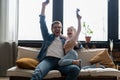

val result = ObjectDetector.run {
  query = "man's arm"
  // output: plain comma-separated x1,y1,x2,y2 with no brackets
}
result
41,0,49,16
40,0,49,40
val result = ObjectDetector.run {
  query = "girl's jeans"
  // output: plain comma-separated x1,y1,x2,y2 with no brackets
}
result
58,49,78,66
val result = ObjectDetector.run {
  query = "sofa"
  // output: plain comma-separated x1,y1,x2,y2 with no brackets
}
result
6,46,120,80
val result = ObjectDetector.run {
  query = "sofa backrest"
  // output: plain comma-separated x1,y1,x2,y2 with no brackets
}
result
17,46,108,67
77,48,107,67
17,46,40,59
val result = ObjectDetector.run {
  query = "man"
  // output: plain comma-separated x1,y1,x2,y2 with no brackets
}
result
31,0,80,80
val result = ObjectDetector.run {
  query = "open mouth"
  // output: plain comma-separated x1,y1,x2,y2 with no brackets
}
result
55,31,60,35
68,33,72,35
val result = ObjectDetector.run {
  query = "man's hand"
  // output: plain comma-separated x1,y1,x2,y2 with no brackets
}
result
45,0,49,4
41,0,49,15
42,0,49,7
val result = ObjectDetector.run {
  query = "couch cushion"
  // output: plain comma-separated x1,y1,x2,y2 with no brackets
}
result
7,66,92,78
85,68,120,79
7,66,34,77
77,48,107,67
7,66,62,79
89,49,115,68
7,66,120,79
16,58,39,69
17,46,40,59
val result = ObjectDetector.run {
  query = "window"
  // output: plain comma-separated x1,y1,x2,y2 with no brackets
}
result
18,0,53,40
63,0,108,41
118,1,120,39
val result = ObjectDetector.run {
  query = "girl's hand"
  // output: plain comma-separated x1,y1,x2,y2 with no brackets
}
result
76,8,81,20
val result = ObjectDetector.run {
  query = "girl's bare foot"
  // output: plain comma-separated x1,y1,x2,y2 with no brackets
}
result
72,59,81,67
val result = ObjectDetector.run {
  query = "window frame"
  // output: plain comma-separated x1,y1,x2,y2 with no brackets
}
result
18,0,120,48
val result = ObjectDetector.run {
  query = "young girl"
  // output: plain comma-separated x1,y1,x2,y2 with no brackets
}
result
58,9,82,67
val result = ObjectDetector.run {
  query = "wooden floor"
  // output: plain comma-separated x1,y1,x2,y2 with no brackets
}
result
0,77,9,80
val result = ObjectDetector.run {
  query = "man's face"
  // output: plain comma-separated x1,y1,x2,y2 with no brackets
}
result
52,24,62,37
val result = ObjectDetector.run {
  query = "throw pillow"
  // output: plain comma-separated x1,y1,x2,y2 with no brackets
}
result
16,58,39,69
17,46,40,59
89,49,115,68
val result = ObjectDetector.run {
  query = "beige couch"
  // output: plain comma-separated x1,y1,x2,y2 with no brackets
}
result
7,46,120,80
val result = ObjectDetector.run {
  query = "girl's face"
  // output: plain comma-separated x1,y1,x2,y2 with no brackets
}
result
67,27,75,38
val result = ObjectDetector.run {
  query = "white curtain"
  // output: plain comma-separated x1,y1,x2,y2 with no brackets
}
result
0,0,18,76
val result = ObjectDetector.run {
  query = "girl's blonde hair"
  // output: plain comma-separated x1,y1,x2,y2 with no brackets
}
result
67,26,76,33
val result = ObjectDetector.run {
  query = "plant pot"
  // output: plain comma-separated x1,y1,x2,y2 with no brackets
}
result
85,36,91,43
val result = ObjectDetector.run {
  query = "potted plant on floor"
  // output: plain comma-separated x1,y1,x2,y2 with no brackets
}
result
82,22,93,43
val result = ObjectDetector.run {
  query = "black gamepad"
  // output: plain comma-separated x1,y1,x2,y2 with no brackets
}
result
76,8,80,14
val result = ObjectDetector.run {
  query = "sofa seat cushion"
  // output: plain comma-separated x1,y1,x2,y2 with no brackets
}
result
83,68,120,78
7,67,95,79
79,69,92,76
7,66,62,79
7,66,120,79
7,66,93,78
7,66,34,78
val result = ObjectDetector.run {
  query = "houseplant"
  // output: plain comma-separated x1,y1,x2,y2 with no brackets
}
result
82,22,93,43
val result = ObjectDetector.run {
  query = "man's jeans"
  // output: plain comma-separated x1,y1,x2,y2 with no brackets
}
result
31,57,80,80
